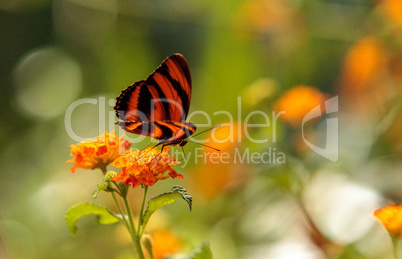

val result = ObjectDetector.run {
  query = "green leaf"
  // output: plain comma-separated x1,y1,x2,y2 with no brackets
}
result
142,185,192,227
65,203,120,235
189,242,213,259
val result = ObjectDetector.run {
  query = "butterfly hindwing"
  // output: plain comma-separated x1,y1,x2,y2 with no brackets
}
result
154,121,196,144
117,120,196,144
115,81,150,122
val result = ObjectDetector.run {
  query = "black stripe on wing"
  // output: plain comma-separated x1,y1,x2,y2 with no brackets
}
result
154,121,196,142
117,121,163,138
145,59,191,121
137,83,154,120
115,54,192,125
154,121,175,139
157,64,190,120
146,77,172,121
114,80,154,121
168,54,192,117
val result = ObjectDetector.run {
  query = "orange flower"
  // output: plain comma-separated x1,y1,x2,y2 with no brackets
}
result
66,130,131,173
381,0,402,25
150,229,182,259
341,37,386,92
190,122,249,200
112,147,181,188
274,86,327,127
339,37,391,115
374,204,402,238
233,0,294,33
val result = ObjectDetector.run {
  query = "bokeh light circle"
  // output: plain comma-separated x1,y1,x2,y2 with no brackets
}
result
14,47,82,119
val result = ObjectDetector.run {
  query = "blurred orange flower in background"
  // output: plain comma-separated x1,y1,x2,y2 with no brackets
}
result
234,0,293,33
339,37,393,114
149,229,182,259
66,130,131,173
190,123,248,200
341,37,386,92
374,204,402,238
274,86,327,127
112,147,181,188
381,0,402,25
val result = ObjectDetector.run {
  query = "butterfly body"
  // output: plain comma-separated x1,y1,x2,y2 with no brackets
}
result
115,54,196,147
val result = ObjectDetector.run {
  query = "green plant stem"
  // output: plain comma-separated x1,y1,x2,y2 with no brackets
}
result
111,192,130,230
99,164,108,174
133,237,146,259
99,168,129,231
122,194,137,235
138,185,149,237
122,193,145,259
149,249,155,259
99,167,145,258
392,237,400,259
113,182,127,201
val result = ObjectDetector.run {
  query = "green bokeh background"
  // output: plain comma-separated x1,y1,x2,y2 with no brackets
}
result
1,0,402,258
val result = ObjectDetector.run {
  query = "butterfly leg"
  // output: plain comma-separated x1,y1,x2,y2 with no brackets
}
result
159,145,166,156
136,141,157,162
143,137,154,149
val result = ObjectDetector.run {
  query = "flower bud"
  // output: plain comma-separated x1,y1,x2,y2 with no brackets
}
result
104,171,118,182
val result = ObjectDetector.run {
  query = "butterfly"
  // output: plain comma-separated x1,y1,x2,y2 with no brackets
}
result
114,54,197,149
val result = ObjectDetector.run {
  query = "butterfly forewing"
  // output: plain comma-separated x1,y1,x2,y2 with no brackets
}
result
145,54,191,122
114,54,196,145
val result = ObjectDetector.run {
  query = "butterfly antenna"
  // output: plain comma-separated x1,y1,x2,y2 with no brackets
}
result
186,125,221,152
190,125,221,138
187,140,220,152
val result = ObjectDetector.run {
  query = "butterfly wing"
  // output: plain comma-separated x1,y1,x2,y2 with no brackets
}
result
117,121,195,140
154,121,196,145
115,80,149,122
147,54,192,121
114,54,194,141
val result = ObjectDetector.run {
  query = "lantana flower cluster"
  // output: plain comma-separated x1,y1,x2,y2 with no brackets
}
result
66,130,131,173
112,147,182,188
67,131,182,188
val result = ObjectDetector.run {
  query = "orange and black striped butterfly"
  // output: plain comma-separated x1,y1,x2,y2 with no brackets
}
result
114,54,196,149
